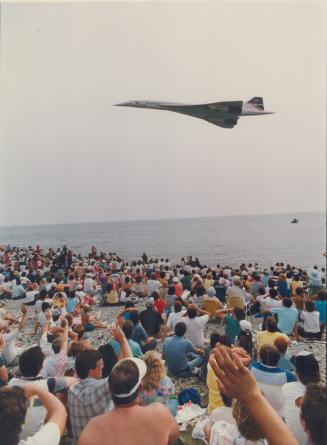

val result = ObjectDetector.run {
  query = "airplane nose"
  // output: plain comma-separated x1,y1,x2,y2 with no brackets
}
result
114,102,130,106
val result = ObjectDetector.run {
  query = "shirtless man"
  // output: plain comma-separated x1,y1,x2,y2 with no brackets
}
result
77,357,179,445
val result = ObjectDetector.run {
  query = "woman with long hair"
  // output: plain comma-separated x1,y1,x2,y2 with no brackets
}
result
140,351,176,411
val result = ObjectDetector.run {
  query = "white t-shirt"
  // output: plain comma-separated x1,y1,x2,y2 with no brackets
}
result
19,422,60,445
9,378,67,441
300,311,320,333
83,277,95,293
184,315,209,348
3,328,20,364
167,310,186,331
147,279,161,294
210,420,267,445
282,381,307,444
262,298,282,311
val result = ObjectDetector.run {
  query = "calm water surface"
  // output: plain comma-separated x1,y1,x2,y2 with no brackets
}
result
0,212,325,269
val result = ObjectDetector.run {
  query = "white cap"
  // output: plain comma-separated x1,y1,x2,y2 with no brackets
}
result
111,358,147,398
239,320,252,331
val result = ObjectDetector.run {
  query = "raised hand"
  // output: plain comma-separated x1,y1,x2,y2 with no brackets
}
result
109,322,126,344
208,347,259,402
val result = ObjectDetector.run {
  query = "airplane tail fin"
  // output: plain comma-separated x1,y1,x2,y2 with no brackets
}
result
247,97,264,111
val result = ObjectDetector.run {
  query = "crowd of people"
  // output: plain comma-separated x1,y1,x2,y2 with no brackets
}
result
0,244,326,445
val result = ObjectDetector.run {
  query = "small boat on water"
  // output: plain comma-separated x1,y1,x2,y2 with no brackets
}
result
291,218,299,224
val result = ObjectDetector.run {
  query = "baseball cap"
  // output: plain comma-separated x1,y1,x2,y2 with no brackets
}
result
239,320,252,331
111,358,147,398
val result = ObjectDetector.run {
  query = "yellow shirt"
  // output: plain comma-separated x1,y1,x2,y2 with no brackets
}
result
206,363,224,415
256,330,289,350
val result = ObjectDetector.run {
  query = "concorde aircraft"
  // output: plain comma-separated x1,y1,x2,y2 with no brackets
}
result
115,97,274,128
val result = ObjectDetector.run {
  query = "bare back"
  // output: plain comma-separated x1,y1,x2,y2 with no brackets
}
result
78,402,179,445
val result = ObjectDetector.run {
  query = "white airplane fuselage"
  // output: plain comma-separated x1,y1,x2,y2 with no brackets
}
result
115,97,274,128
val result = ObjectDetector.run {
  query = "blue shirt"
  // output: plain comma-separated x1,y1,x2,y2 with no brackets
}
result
163,336,196,374
132,323,148,346
66,297,79,313
315,300,326,324
250,361,297,385
277,353,295,372
273,306,298,334
108,339,143,358
224,315,241,344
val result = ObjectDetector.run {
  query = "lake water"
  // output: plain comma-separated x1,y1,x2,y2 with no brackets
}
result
0,211,325,269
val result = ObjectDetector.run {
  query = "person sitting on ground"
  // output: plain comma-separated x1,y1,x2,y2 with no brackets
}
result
271,298,298,336
250,274,265,299
152,291,168,316
130,311,157,353
0,304,28,367
291,286,307,314
41,316,72,377
166,301,187,333
290,274,304,296
32,301,52,336
68,324,132,444
299,383,326,445
9,345,76,441
255,287,268,312
172,276,183,297
140,297,164,338
256,317,289,351
260,288,282,315
131,275,147,298
298,300,322,339
0,333,8,383
146,273,161,296
80,305,106,332
204,396,268,445
11,277,26,300
214,306,245,345
98,343,117,379
226,276,249,305
273,336,294,372
163,322,204,377
106,281,119,306
250,344,297,417
306,266,324,295
277,273,290,298
208,348,298,445
184,304,210,349
282,351,320,444
206,332,252,416
140,351,176,411
0,382,67,445
77,357,179,445
312,289,326,326
165,286,176,316
66,290,82,314
108,320,143,359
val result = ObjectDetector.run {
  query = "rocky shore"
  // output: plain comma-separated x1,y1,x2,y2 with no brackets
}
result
4,298,326,408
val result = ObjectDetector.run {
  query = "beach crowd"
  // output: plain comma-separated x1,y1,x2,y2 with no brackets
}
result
0,244,326,445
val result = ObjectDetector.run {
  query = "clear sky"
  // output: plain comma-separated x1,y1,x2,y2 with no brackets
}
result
0,1,326,226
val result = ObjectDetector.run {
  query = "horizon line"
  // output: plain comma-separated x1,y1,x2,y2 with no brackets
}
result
0,209,325,230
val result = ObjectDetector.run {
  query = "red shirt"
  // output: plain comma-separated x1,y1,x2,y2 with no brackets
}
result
154,299,168,315
173,283,183,297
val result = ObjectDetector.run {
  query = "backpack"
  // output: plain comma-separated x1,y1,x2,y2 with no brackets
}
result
238,329,253,357
178,387,201,406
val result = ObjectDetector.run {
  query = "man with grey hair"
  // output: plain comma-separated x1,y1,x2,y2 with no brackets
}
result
226,276,250,304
